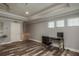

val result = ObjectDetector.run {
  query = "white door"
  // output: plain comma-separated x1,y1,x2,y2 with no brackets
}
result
10,22,22,42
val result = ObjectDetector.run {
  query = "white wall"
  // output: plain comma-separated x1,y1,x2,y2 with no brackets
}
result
0,18,10,43
0,17,23,44
28,13,79,51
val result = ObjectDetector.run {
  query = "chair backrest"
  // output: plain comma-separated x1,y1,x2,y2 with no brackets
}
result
57,32,64,38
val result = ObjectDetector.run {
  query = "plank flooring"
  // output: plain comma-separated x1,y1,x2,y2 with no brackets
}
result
0,40,79,56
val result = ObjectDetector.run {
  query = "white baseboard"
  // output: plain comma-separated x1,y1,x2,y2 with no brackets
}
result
0,40,22,45
65,47,79,52
30,39,79,53
30,39,41,43
0,42,12,45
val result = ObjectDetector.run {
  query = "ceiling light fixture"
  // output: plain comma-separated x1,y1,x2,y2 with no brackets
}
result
25,11,29,14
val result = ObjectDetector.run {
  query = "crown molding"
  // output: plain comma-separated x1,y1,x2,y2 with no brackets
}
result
29,4,79,21
28,9,79,24
0,3,9,11
0,10,28,21
29,3,61,16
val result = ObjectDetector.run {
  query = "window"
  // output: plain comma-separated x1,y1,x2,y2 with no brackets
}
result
56,20,64,27
48,21,55,28
67,18,79,26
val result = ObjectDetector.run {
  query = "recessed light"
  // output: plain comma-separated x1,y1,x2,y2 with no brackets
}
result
25,11,29,14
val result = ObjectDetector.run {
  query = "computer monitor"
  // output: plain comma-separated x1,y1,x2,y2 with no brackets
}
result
57,32,64,38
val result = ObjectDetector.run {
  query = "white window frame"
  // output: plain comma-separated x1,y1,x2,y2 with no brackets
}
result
48,21,55,28
56,20,64,27
67,18,79,27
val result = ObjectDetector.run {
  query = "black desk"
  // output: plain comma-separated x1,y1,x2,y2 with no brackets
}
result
51,37,64,50
42,36,64,50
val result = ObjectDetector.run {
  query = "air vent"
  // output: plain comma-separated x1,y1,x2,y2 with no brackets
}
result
24,3,28,6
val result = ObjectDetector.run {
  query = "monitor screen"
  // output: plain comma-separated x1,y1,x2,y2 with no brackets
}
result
57,32,63,37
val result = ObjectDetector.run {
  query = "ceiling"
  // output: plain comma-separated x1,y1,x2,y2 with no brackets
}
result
6,3,55,17
0,3,79,22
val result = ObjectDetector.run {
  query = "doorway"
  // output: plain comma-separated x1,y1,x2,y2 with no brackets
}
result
10,22,22,42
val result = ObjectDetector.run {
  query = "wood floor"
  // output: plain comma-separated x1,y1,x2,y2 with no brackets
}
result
0,40,79,56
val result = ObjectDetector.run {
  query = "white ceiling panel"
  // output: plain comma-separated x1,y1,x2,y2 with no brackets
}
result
7,3,54,17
